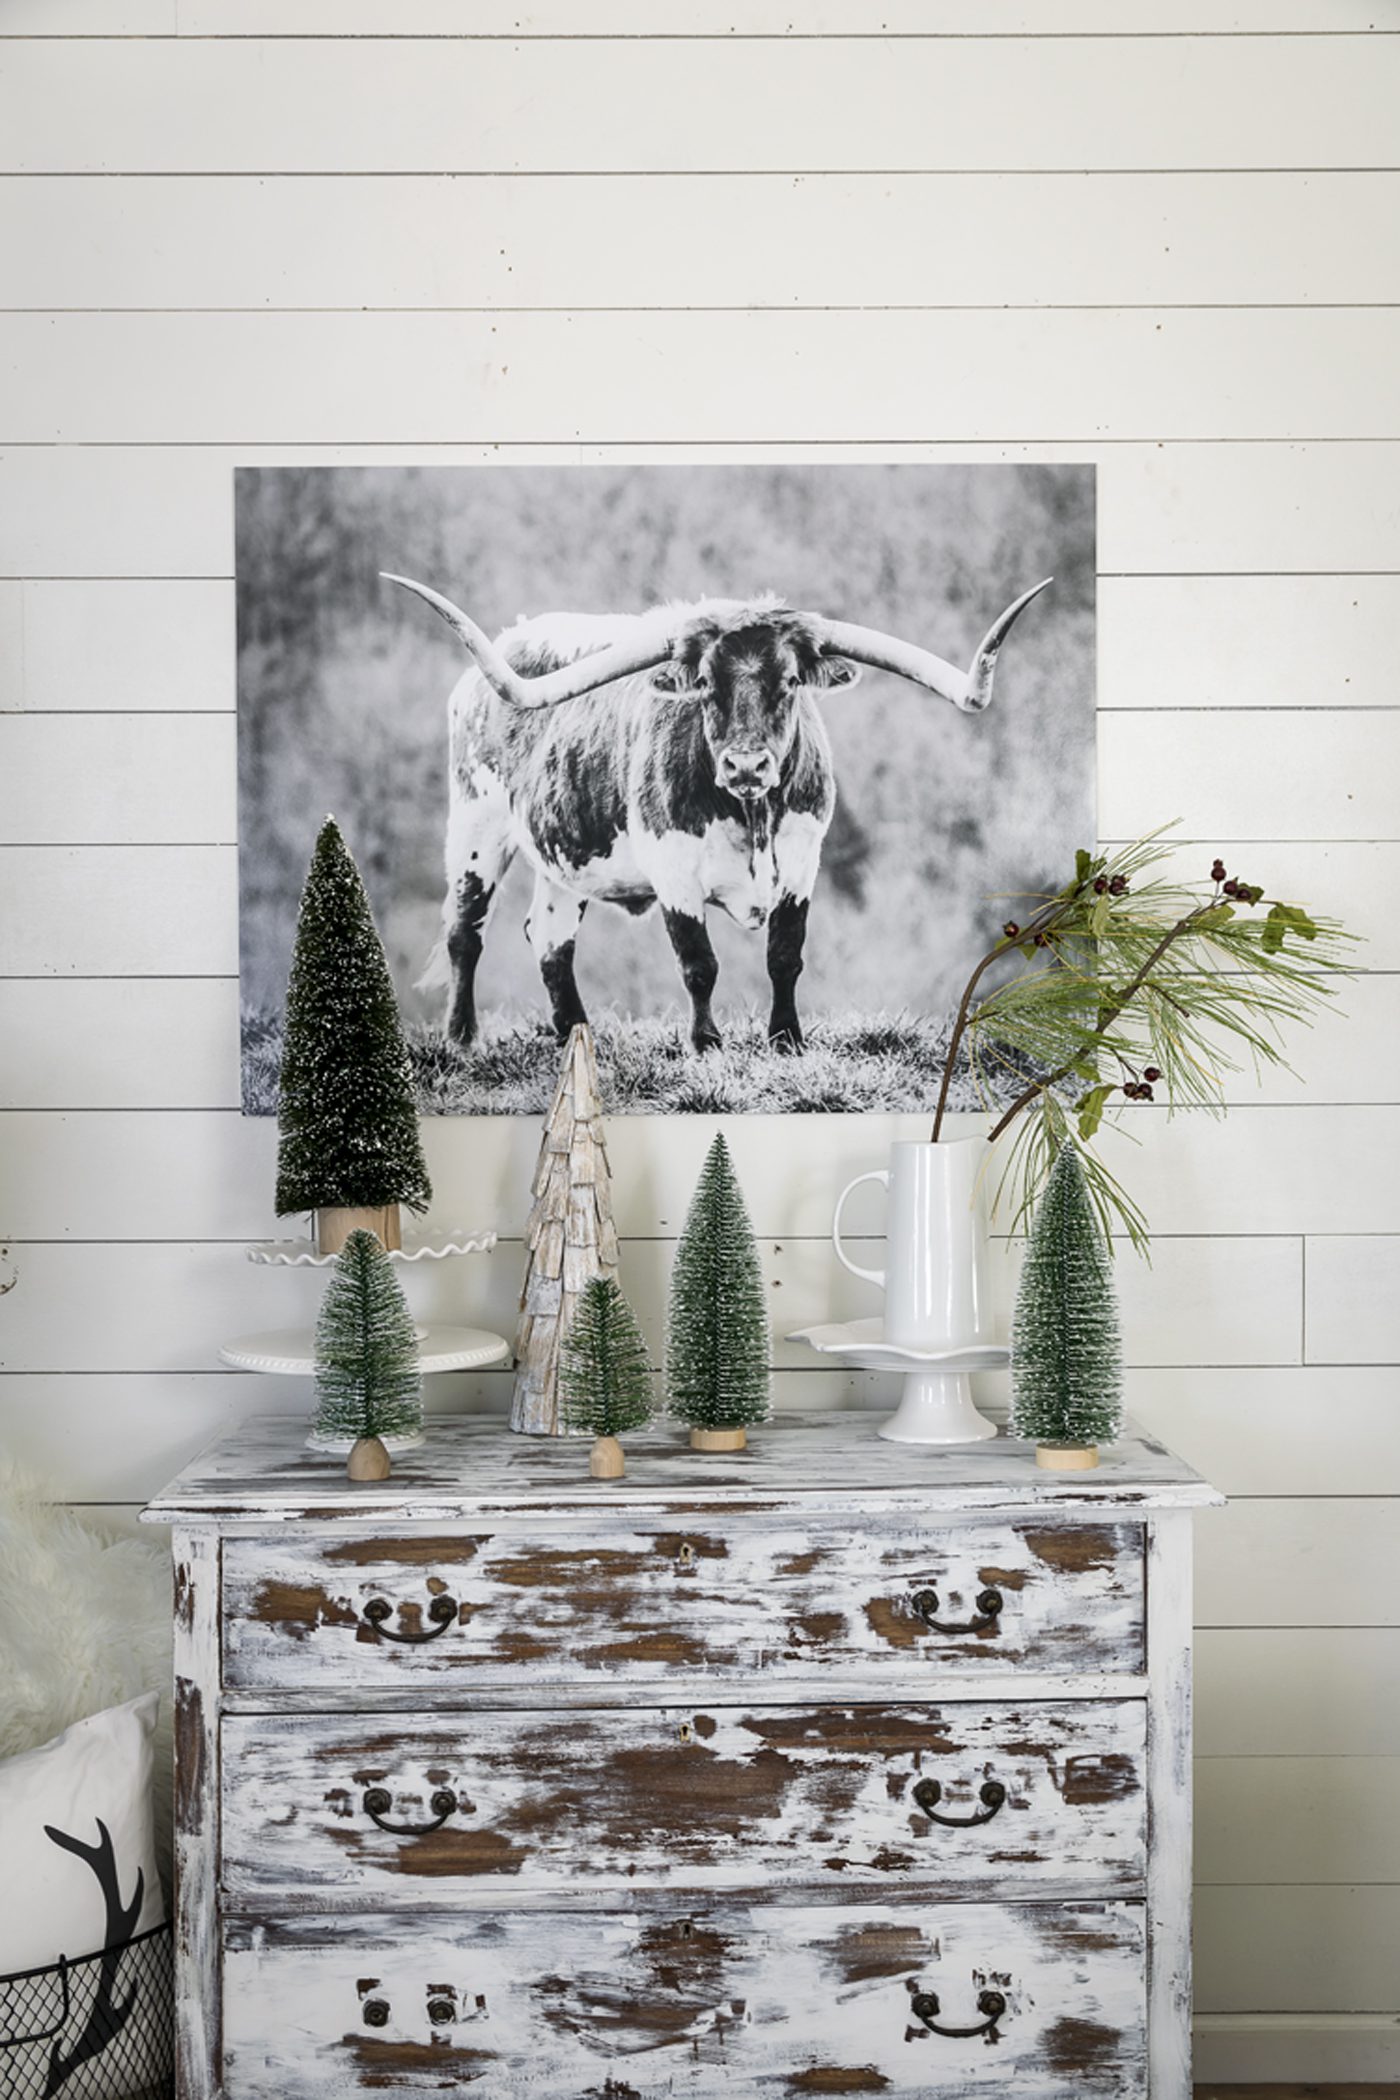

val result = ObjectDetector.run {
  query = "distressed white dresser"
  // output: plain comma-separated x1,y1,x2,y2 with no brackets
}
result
143,1412,1221,2099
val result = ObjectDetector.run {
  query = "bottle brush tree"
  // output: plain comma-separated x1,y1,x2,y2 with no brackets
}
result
560,1275,654,1477
1010,1144,1122,1468
313,1227,423,1469
666,1133,770,1451
275,816,431,1249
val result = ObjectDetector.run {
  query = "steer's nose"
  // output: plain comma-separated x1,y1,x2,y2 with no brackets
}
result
717,747,779,798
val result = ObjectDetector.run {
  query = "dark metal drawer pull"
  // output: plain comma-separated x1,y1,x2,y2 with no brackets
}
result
912,1777,1007,1826
910,1586,1003,1636
362,1786,458,1836
910,1988,1007,2040
361,1997,390,2029
361,1594,458,1644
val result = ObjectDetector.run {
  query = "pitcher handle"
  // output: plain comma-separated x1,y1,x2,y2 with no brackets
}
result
832,1170,888,1289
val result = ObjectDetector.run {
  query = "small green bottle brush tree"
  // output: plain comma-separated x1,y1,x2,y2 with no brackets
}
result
1010,1145,1122,1470
276,817,431,1255
666,1134,770,1452
560,1276,654,1478
313,1227,423,1479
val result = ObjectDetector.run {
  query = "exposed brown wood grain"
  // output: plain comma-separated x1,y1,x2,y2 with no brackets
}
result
221,1899,1148,2097
221,1700,1147,1903
150,1414,1216,2098
222,1518,1145,1691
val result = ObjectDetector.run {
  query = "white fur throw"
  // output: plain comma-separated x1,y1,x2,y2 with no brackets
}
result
0,1457,172,1878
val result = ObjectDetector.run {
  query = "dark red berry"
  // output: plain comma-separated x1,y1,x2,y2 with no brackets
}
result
1140,1083,1154,1102
1211,859,1227,882
1093,876,1109,895
1002,921,1020,939
1034,931,1051,947
1222,878,1239,897
1143,1066,1161,1083
1109,874,1128,896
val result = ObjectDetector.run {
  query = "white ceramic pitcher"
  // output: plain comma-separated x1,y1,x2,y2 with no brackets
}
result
831,1136,1001,1443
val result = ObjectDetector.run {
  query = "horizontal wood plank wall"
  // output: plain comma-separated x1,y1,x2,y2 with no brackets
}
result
0,7,1395,2082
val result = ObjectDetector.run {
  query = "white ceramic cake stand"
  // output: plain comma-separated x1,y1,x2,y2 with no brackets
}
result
787,1318,1009,1445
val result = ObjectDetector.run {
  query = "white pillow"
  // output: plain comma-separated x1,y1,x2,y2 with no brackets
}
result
0,1693,166,1974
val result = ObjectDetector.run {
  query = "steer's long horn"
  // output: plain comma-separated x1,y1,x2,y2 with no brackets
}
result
382,572,680,709
815,577,1052,714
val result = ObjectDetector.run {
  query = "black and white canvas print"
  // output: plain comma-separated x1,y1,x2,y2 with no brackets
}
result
237,463,1095,1115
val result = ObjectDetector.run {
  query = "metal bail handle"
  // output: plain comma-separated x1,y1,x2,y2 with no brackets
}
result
910,1987,1008,2040
912,1777,1008,1827
910,1586,1004,1636
362,1785,459,1836
831,1168,889,1289
361,1593,459,1645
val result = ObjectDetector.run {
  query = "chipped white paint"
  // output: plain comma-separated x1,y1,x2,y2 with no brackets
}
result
170,1530,220,2100
220,1512,1147,1692
220,1699,1148,1903
220,1899,1148,2099
145,1412,1213,2096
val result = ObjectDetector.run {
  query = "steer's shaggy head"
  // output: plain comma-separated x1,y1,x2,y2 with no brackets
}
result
650,606,857,802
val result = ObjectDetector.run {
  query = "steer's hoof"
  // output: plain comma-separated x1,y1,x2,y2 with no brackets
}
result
769,1025,804,1055
693,1028,724,1054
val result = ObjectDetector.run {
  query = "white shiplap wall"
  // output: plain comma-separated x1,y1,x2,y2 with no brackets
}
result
1,6,1398,2082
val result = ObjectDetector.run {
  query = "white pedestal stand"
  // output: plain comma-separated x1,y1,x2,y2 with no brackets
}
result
226,1227,505,1453
787,1318,1009,1445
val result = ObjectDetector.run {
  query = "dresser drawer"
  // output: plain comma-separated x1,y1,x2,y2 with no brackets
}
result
222,1898,1145,2097
221,1519,1145,1689
222,1699,1145,1901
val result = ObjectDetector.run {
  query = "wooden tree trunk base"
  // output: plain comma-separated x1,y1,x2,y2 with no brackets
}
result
315,1204,402,1256
589,1436,625,1479
690,1426,748,1453
347,1436,392,1482
1036,1442,1100,1471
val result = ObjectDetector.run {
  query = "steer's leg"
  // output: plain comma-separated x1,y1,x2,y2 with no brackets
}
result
766,891,810,1051
662,906,723,1052
525,870,589,1040
439,784,513,1047
767,809,826,1052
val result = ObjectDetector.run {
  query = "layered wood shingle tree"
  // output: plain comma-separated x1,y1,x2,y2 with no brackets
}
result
312,1228,422,1450
275,817,431,1245
666,1133,770,1449
512,1025,619,1434
1010,1144,1122,1464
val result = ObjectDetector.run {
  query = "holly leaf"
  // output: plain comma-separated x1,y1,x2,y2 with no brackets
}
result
1195,902,1235,930
1075,848,1094,884
1090,891,1113,937
1262,901,1319,953
1077,1083,1117,1140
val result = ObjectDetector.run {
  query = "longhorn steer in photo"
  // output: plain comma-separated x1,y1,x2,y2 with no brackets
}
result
384,576,1050,1053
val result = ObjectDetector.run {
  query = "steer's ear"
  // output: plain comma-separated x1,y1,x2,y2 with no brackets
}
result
649,654,693,694
812,653,861,689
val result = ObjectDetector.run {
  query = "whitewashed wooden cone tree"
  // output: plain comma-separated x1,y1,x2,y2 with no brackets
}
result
511,1024,619,1435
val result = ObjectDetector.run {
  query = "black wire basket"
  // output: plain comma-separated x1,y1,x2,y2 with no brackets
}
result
0,1921,173,2100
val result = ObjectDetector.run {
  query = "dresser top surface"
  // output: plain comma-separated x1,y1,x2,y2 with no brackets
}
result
142,1410,1221,1525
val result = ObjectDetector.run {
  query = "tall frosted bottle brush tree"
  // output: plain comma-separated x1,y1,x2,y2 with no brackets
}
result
560,1276,654,1479
275,817,431,1255
313,1228,423,1479
1010,1145,1123,1470
667,1134,770,1452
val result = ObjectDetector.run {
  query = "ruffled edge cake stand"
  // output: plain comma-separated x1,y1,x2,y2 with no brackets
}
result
225,1227,507,1453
